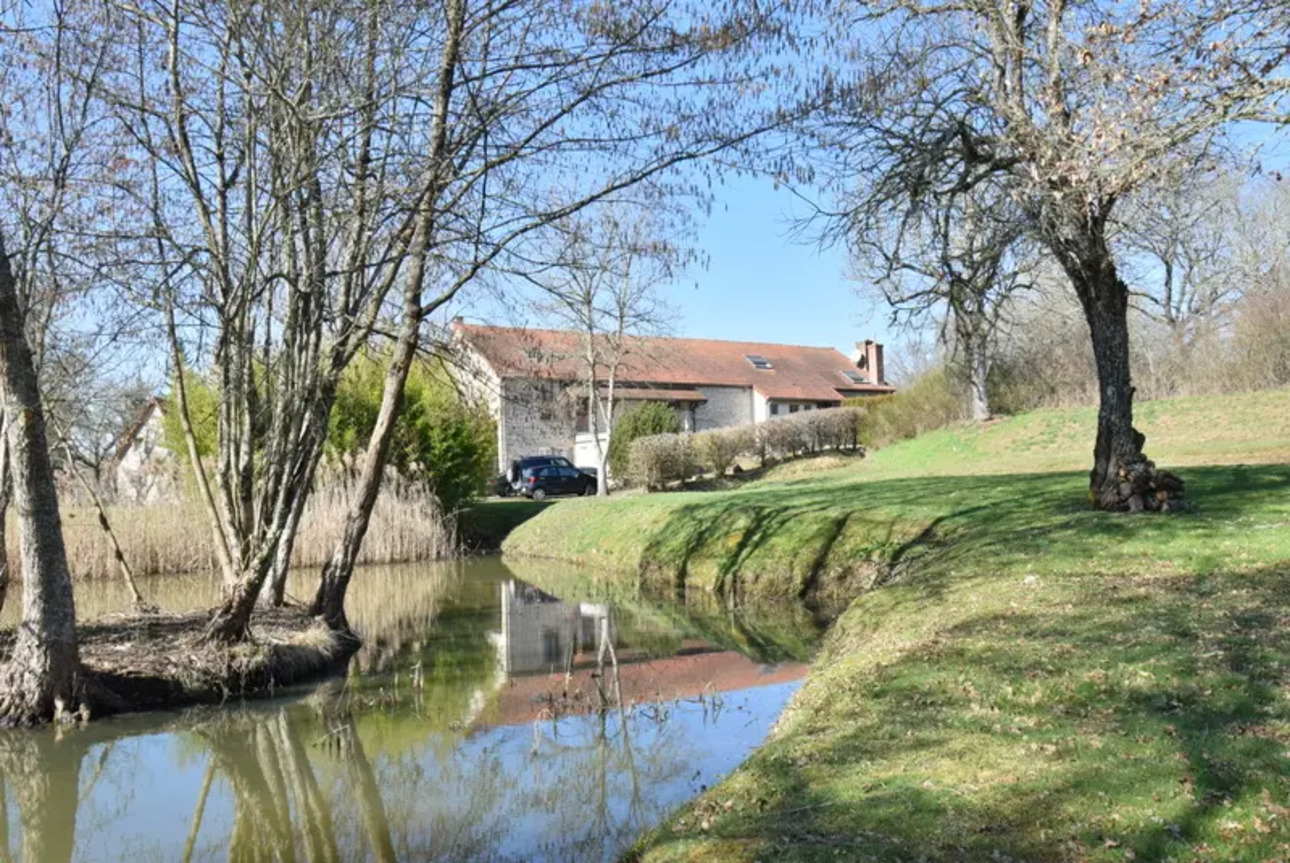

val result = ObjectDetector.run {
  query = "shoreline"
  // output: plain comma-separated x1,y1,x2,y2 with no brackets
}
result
0,607,358,723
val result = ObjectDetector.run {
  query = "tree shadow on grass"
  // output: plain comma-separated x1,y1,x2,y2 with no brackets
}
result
635,563,1290,861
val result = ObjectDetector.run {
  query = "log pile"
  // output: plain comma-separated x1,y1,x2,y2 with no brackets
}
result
1113,458,1185,512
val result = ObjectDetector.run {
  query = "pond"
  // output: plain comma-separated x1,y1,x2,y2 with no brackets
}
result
0,556,825,862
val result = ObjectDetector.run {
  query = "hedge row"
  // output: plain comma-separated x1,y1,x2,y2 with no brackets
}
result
627,406,867,490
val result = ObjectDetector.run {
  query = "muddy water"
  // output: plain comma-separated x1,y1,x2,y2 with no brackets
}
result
0,557,822,862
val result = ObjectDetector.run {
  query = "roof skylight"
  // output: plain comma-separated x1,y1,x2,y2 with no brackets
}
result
745,354,773,370
840,369,869,384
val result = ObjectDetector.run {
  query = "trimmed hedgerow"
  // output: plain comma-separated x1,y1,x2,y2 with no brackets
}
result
627,406,867,491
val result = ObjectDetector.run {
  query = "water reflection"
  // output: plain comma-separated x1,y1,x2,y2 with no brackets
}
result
0,558,814,861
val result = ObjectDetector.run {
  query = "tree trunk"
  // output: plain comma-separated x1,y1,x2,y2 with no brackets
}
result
963,331,991,422
1047,213,1184,511
0,231,81,725
265,493,306,607
1080,273,1146,508
204,561,272,643
0,426,11,617
310,317,418,632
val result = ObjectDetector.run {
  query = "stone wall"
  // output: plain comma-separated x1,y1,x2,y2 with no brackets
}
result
693,385,755,431
498,377,577,468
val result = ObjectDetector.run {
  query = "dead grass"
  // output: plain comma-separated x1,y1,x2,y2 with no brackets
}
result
5,471,456,581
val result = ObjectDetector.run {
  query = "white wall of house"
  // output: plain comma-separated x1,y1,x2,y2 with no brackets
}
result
765,399,838,418
573,432,610,469
116,408,177,505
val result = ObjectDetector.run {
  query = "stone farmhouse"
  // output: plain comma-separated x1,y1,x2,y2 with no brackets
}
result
450,320,895,471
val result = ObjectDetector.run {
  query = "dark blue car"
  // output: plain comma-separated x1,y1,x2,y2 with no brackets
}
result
521,464,596,500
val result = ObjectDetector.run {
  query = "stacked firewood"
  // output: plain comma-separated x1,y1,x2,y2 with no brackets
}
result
1115,459,1185,512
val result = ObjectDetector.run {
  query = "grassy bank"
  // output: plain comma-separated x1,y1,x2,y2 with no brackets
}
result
503,387,1290,603
502,387,1290,860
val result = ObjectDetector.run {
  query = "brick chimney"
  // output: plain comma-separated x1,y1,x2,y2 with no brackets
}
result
854,340,885,384
450,315,465,333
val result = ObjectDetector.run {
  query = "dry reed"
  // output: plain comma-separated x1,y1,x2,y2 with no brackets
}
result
3,471,457,581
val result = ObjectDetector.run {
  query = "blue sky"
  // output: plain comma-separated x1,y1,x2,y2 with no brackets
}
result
449,174,900,360
671,176,896,354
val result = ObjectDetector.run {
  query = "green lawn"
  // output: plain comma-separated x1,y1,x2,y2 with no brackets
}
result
504,387,1290,604
503,387,1290,862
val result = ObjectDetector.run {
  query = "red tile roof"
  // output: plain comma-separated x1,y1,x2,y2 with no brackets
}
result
454,323,894,401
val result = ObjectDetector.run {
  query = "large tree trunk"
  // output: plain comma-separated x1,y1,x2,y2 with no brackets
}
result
0,232,81,725
0,426,11,617
1047,212,1184,511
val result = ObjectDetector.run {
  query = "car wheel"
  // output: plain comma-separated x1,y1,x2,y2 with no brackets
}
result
532,488,547,501
581,481,595,496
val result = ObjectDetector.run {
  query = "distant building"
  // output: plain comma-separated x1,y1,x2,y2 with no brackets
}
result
113,398,178,505
450,320,895,470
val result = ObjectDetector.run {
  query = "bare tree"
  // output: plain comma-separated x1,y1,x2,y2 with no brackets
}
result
0,0,117,721
1116,171,1245,345
849,180,1034,420
100,0,783,639
527,208,680,494
109,0,457,638
810,0,1289,509
307,0,786,630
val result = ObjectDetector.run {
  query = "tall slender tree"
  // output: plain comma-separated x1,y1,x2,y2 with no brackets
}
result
526,207,680,494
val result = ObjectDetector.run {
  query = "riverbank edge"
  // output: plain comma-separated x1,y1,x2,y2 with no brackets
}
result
1,608,358,723
501,499,912,607
504,461,1290,861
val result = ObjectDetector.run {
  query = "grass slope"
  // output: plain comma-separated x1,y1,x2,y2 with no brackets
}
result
504,387,1290,604
504,387,1290,862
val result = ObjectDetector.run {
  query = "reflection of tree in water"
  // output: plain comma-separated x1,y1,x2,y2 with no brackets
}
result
0,729,87,863
191,707,404,862
524,618,694,863
0,562,784,862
